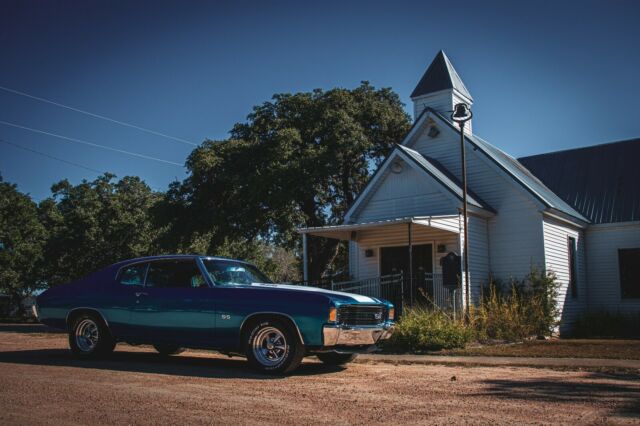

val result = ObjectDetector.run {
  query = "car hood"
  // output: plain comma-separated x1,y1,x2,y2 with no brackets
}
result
248,282,385,304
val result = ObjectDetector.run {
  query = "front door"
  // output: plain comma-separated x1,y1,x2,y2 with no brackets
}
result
380,244,433,303
131,259,215,345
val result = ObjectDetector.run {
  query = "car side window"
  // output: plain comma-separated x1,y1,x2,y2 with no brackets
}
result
145,260,207,289
118,263,148,286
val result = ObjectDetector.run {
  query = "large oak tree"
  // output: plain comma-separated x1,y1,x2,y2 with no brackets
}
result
168,82,411,279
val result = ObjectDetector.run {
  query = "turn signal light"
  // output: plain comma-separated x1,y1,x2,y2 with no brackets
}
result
328,307,337,322
388,307,395,321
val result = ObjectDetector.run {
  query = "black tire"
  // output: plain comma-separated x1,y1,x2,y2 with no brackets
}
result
153,344,184,356
316,352,358,366
68,313,115,358
245,318,305,375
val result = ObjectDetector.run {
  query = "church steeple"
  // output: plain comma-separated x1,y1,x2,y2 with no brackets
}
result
411,51,473,131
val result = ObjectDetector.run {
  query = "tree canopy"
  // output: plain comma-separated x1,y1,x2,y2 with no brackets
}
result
167,82,411,278
0,177,47,313
39,173,161,287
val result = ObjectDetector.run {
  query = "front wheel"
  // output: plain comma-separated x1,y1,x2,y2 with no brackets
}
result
245,319,305,375
69,314,115,358
316,352,358,366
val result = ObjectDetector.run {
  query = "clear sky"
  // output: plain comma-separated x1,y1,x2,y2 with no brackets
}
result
1,0,639,200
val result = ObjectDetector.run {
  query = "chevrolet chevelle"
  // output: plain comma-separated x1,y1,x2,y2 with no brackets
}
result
35,255,395,374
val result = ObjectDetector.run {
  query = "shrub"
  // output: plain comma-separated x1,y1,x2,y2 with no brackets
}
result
472,268,559,341
571,311,640,338
388,307,473,352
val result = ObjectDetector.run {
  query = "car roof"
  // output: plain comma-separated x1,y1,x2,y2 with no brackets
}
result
112,254,253,268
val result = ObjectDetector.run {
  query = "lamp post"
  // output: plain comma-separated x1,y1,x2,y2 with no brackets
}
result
451,103,472,321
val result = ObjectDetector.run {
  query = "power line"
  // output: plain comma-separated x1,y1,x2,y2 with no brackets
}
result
0,120,185,167
0,84,198,146
0,138,103,173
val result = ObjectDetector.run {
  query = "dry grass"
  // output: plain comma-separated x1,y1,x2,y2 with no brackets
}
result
438,339,640,360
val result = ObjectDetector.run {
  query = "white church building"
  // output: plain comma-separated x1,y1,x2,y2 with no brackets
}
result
299,51,640,333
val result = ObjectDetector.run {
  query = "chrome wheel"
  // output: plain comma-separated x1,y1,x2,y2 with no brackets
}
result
75,318,99,353
252,326,287,367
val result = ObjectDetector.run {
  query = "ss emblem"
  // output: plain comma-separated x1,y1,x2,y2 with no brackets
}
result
221,314,231,320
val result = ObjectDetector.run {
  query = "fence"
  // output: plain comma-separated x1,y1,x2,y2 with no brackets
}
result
298,272,462,318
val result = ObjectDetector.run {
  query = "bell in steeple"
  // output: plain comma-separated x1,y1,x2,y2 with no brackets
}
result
411,50,473,132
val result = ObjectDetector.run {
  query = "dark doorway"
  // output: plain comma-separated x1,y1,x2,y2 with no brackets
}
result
380,244,433,303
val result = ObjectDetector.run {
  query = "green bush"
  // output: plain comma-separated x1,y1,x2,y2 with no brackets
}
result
472,268,559,341
388,307,473,352
572,311,640,338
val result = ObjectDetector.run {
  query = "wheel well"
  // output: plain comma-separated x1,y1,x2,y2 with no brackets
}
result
66,308,109,332
239,313,304,349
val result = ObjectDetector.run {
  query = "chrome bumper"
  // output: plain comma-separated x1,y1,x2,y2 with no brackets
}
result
323,322,395,347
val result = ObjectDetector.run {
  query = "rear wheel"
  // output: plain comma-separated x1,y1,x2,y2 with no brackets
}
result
153,344,184,356
245,319,304,375
316,352,358,366
69,313,115,358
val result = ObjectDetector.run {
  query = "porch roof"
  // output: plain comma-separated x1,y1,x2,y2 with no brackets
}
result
297,215,460,240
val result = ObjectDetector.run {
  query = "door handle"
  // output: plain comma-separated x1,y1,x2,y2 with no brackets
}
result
135,292,148,297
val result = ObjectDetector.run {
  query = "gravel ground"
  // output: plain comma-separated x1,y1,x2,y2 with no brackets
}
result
0,325,639,425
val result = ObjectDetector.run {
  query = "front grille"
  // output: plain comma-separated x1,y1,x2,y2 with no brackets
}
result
338,305,385,326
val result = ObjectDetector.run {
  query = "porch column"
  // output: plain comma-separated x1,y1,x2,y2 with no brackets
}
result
408,222,413,305
302,233,309,282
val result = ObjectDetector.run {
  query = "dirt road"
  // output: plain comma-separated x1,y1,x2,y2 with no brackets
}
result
0,325,638,425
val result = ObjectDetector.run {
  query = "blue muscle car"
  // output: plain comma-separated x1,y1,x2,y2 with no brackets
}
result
35,255,395,374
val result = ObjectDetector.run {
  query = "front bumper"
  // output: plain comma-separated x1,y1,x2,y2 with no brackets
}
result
323,322,395,347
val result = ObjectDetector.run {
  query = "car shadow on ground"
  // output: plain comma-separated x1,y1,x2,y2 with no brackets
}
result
0,323,63,333
0,347,346,380
476,375,640,418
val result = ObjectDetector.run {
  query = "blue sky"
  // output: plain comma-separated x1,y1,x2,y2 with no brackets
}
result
1,0,639,200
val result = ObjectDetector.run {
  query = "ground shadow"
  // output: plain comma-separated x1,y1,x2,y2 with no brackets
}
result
0,347,345,380
477,374,640,419
0,323,63,334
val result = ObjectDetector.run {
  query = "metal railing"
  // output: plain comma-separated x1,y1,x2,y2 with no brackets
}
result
298,271,462,318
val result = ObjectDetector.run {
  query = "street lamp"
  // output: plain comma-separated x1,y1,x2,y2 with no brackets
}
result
451,103,472,321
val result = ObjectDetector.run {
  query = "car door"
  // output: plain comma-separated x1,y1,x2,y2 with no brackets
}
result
103,262,149,338
131,259,216,346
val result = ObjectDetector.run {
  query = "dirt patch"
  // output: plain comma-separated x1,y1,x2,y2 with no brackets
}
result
0,326,638,425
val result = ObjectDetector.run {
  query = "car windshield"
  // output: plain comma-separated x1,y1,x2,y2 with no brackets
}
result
201,259,272,286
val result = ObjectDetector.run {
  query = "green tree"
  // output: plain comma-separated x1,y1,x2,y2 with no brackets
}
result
0,177,47,314
169,82,411,278
40,173,160,286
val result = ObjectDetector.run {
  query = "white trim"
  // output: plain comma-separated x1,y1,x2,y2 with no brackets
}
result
543,210,588,229
299,215,460,237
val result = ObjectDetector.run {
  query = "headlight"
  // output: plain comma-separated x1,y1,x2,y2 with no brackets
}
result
388,307,395,321
328,306,337,322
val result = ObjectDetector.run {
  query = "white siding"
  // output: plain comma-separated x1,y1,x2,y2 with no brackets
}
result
412,91,455,120
585,222,640,314
409,127,546,280
463,215,490,302
354,165,456,223
542,216,587,333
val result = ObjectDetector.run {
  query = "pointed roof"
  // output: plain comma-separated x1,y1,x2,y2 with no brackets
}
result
403,108,589,224
410,50,473,100
343,144,494,222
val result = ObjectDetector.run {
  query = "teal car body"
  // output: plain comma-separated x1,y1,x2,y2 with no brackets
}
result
36,255,395,355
